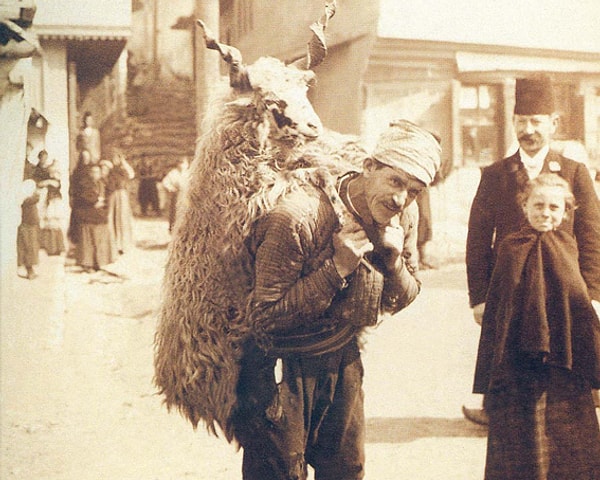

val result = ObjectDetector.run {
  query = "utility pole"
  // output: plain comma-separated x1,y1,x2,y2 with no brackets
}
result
194,0,220,138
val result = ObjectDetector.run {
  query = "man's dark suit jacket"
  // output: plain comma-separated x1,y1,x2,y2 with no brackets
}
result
466,149,600,307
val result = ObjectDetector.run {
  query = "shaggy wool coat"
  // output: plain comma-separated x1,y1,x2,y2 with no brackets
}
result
466,150,600,308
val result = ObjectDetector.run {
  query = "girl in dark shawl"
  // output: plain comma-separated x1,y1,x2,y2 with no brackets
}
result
473,173,600,479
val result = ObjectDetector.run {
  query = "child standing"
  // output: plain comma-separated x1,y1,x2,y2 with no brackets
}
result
473,173,600,479
17,179,41,280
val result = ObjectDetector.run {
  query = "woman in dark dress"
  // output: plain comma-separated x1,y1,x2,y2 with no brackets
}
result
72,164,116,272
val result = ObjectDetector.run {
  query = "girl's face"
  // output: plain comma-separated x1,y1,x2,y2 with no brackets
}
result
524,185,567,232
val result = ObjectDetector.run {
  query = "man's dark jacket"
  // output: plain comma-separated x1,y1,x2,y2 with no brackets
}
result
466,150,600,307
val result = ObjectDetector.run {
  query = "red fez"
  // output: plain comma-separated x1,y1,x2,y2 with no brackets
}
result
514,74,555,115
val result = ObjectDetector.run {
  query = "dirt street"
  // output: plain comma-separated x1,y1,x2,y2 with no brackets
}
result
1,217,488,479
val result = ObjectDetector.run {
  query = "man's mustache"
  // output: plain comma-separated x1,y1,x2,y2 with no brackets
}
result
518,134,538,142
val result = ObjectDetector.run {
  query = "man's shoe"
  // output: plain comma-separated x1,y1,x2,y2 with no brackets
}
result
462,405,489,426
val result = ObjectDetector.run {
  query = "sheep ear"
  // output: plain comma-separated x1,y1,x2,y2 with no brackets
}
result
289,1,336,70
197,19,252,91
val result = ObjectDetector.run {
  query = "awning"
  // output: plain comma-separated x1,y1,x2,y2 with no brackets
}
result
33,24,130,41
456,51,600,74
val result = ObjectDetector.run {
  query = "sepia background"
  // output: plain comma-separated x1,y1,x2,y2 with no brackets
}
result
2,1,600,478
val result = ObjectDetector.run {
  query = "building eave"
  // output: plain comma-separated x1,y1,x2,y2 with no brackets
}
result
374,37,600,63
33,24,131,41
365,37,600,84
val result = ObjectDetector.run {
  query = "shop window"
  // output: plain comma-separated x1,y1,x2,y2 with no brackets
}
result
553,83,582,141
459,84,501,165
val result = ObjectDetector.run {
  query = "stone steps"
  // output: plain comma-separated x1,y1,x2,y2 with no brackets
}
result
101,78,197,178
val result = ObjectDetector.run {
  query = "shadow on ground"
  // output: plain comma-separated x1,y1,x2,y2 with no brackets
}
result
366,416,487,443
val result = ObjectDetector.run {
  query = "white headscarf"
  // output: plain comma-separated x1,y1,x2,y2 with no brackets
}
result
372,119,442,185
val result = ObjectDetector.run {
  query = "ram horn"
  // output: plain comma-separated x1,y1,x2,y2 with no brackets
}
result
196,19,251,91
290,1,336,70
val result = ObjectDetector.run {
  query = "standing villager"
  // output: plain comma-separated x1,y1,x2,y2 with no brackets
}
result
137,157,160,216
473,173,600,479
76,111,102,164
416,187,435,269
72,164,115,272
161,156,189,234
232,120,441,479
463,74,600,425
67,149,93,246
104,150,135,254
38,158,65,256
31,149,53,222
17,179,41,280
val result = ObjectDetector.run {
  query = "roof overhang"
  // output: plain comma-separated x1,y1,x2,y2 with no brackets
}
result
33,24,130,41
456,51,600,74
33,25,130,72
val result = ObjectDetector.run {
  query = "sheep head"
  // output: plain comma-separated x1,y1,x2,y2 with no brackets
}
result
197,1,336,146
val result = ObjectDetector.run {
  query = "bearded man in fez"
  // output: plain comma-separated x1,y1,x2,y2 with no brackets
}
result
463,73,600,425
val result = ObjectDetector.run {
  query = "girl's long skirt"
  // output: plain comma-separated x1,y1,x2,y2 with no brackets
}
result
17,223,40,267
76,223,116,269
108,188,134,253
484,365,600,480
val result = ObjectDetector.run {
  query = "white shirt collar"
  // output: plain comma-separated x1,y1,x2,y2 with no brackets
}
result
519,145,549,168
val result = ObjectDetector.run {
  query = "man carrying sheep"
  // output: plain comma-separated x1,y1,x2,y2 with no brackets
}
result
232,119,441,480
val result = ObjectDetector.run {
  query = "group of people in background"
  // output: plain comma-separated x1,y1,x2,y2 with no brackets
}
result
17,111,138,280
18,110,191,280
68,141,135,273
